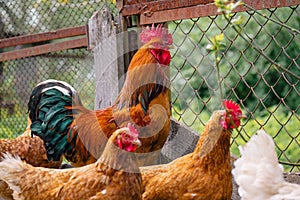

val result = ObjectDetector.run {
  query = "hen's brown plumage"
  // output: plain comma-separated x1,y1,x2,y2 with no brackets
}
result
0,119,62,200
0,180,12,200
0,119,62,168
141,104,245,200
0,126,142,200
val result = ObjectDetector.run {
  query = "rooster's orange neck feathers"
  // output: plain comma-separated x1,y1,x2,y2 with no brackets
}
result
127,46,157,70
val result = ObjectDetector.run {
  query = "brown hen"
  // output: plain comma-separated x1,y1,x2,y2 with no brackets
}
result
0,118,62,200
140,100,245,200
0,118,62,168
0,124,142,200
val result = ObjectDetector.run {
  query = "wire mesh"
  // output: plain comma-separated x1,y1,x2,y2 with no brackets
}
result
0,0,117,37
0,49,95,135
0,1,117,137
169,5,299,172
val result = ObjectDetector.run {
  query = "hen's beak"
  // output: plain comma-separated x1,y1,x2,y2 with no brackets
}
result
239,114,247,119
167,44,174,49
133,139,142,147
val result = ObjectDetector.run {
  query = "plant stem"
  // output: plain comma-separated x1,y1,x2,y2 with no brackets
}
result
215,51,224,102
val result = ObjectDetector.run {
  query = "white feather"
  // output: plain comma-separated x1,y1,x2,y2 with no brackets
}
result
0,154,27,200
232,130,300,200
101,189,107,195
37,79,76,95
41,86,71,96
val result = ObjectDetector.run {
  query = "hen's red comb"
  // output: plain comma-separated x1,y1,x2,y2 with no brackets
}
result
223,99,241,113
127,123,139,137
222,99,244,129
139,24,173,45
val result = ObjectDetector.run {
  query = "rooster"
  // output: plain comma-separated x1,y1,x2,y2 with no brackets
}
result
232,130,300,200
28,24,172,167
0,123,142,200
0,118,62,200
140,100,245,200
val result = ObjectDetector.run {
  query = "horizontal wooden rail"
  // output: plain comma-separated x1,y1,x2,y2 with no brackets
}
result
138,0,300,24
0,37,87,62
121,0,213,16
0,26,87,49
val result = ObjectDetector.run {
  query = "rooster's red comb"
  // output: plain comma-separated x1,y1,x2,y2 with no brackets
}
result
139,24,173,45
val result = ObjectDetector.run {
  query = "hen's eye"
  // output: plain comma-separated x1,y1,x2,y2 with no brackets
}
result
122,133,130,140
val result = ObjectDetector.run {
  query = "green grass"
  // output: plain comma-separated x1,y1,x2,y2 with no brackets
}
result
0,106,28,138
0,117,27,138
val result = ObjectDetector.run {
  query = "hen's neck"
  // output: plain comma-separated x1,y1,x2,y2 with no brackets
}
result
193,124,231,169
96,141,139,173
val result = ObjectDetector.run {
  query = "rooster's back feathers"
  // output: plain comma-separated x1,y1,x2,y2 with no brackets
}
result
28,79,82,162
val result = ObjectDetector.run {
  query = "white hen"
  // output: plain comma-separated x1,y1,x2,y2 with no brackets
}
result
232,130,300,200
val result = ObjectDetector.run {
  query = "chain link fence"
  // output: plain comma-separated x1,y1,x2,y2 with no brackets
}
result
0,1,299,172
168,4,299,171
0,0,116,137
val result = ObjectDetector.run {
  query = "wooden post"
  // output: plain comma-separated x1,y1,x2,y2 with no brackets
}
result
88,7,124,110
